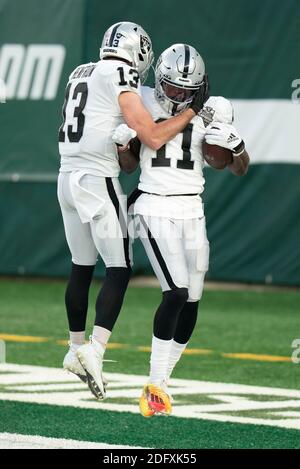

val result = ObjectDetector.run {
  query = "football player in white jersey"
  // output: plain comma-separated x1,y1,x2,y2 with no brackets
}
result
57,24,206,400
112,43,250,416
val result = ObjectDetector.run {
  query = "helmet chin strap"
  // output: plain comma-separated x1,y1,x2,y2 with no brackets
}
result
171,103,179,116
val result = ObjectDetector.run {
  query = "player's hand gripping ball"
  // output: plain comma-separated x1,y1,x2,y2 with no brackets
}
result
203,122,239,169
202,140,233,169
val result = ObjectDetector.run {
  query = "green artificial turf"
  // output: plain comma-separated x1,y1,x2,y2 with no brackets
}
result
0,278,299,389
1,400,300,449
1,278,300,449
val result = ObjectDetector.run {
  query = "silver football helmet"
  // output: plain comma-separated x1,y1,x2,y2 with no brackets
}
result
100,22,154,83
155,44,206,115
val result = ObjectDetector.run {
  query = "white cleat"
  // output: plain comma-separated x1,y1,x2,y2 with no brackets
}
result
63,343,87,384
76,337,106,400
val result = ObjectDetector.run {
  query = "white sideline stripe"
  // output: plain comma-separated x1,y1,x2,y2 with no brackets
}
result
2,363,300,397
0,433,144,449
171,412,300,430
273,411,300,418
1,364,300,430
0,173,57,183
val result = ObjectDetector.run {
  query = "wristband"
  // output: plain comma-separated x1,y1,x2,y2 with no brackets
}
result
116,143,130,152
232,140,245,156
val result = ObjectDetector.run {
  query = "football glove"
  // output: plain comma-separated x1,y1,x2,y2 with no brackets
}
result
205,122,245,155
190,74,210,114
112,124,137,146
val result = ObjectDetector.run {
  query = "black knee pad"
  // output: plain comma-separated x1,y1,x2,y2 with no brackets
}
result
163,288,189,308
105,267,131,285
174,300,199,344
95,267,131,331
65,263,95,332
154,288,189,341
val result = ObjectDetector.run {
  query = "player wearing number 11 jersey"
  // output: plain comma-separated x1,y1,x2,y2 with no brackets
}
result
57,23,206,401
113,43,250,416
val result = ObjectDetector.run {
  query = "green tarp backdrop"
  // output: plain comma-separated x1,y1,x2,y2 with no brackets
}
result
0,0,300,284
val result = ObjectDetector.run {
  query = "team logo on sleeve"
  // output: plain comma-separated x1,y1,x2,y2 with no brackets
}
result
199,106,215,127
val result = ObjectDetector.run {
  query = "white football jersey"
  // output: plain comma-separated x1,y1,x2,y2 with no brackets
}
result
134,88,234,219
59,60,141,176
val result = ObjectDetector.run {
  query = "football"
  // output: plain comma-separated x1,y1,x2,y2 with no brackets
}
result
202,141,233,169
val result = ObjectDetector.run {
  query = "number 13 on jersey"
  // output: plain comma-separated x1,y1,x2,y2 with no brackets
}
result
59,81,88,143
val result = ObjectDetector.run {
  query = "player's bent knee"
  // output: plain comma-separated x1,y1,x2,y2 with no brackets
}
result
105,266,132,285
163,287,189,307
174,287,189,304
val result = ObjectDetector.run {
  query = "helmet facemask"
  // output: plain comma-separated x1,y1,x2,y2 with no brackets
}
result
154,44,206,115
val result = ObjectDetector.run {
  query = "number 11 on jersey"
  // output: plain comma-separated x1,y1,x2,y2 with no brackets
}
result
151,120,195,170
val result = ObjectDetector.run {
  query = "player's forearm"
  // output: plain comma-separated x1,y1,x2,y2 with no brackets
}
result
228,150,250,176
145,108,196,150
119,92,196,151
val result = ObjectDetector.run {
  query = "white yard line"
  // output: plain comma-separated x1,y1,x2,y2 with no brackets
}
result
1,363,300,430
0,432,145,449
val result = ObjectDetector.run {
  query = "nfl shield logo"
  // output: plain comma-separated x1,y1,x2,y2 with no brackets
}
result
199,106,215,127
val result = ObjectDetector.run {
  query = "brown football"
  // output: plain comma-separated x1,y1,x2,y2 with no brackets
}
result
202,141,233,170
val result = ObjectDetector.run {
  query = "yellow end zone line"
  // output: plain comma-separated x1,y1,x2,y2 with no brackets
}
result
221,352,292,363
0,333,293,363
0,333,49,343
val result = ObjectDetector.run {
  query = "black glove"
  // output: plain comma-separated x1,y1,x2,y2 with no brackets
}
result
190,74,210,114
203,73,210,103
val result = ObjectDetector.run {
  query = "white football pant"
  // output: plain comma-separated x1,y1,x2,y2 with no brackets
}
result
57,172,131,268
135,215,209,301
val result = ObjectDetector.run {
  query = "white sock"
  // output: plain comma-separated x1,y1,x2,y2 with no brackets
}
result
69,331,85,346
149,336,173,385
92,326,111,349
166,340,188,380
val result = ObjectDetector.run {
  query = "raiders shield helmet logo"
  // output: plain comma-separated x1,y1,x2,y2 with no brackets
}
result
140,35,151,54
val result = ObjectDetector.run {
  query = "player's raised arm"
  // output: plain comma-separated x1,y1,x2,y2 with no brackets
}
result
119,89,204,151
115,43,208,151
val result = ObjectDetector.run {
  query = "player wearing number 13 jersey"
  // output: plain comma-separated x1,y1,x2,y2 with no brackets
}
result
58,60,140,175
57,23,206,402
114,43,249,416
